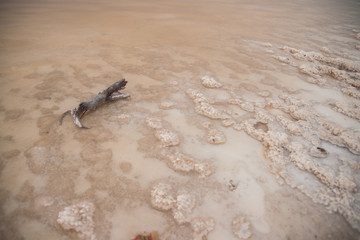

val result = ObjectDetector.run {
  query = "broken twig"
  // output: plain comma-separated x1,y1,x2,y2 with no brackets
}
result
60,79,130,128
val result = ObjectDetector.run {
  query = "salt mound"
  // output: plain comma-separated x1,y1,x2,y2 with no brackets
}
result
25,144,59,174
191,217,215,240
168,152,195,172
150,184,199,225
155,128,180,147
151,183,175,210
187,88,229,119
173,192,196,224
57,202,96,240
164,151,213,177
232,216,252,239
200,76,222,88
194,162,212,178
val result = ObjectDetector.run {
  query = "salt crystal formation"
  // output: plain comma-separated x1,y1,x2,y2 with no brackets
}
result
173,192,196,224
155,128,180,147
146,117,180,147
187,88,229,119
200,75,222,88
151,183,176,210
186,47,360,230
278,46,360,91
232,216,252,239
151,184,195,223
57,202,96,240
150,183,215,239
191,217,216,240
166,151,212,177
146,117,213,178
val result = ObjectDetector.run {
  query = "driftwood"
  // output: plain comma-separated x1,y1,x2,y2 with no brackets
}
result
60,79,130,128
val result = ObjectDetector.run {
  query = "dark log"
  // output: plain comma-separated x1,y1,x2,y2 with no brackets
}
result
60,79,130,128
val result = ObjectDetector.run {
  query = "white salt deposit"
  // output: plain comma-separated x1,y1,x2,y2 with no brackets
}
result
57,202,96,240
200,76,223,88
155,128,180,147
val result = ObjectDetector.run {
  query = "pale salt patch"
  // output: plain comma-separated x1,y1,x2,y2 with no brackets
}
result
117,113,130,119
155,128,180,147
160,101,175,109
146,117,163,129
200,76,222,88
57,202,96,240
232,216,252,239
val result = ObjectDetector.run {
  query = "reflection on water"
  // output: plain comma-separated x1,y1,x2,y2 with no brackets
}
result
1,0,360,239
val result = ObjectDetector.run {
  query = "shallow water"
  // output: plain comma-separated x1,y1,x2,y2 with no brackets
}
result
1,0,360,239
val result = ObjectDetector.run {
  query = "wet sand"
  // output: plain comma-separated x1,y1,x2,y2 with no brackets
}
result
1,0,360,239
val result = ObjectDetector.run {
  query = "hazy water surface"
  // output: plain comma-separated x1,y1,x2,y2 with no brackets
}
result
1,0,360,239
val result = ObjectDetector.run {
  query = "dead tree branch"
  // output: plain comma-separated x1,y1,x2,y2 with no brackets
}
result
60,79,130,128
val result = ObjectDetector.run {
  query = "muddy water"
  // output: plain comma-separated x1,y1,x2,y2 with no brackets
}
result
1,0,360,239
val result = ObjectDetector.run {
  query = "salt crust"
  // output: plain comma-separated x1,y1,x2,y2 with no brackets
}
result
341,87,360,99
166,151,212,178
189,74,360,230
200,75,222,88
232,216,252,239
151,183,215,239
57,202,96,240
187,88,229,119
228,98,255,112
222,119,236,127
146,117,212,178
151,183,175,211
155,128,180,147
146,117,180,147
332,101,360,121
279,46,360,91
191,217,216,240
273,55,291,64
